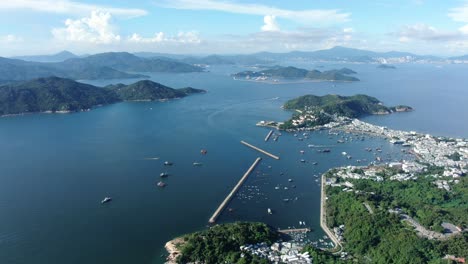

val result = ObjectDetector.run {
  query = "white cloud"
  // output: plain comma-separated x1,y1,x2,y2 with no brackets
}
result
0,34,22,43
128,31,201,44
343,27,354,33
397,24,459,41
449,2,468,23
0,0,147,18
52,11,121,44
157,0,350,24
261,15,280,32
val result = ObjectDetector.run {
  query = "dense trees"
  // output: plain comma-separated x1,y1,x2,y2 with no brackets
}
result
177,222,278,264
325,169,468,263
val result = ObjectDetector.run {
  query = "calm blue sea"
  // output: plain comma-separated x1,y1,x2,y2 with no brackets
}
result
0,63,466,264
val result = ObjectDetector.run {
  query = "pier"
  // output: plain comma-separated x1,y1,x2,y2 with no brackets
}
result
240,141,280,160
208,157,262,223
264,130,274,142
278,228,311,234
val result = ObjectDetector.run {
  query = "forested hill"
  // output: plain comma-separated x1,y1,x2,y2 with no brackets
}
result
0,77,205,116
283,94,412,117
233,66,359,81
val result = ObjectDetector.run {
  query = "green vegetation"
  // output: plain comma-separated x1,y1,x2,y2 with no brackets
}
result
0,77,205,116
177,222,278,264
232,66,359,81
279,94,412,129
324,169,468,263
447,152,462,161
301,245,346,263
284,94,391,116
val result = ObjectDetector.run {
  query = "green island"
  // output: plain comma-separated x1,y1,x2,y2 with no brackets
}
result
232,66,359,82
0,77,205,116
278,94,412,130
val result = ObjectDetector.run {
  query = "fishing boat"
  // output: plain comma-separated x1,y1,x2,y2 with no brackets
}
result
157,181,167,187
200,149,207,155
268,208,272,215
300,159,306,163
288,178,293,182
160,172,169,177
101,197,112,204
193,162,203,166
164,161,173,166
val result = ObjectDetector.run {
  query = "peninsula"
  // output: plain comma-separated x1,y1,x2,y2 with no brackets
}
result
278,94,412,130
232,66,359,82
0,77,205,116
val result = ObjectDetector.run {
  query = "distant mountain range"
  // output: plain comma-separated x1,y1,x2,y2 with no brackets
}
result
11,50,78,63
233,66,359,82
0,77,205,116
0,52,204,84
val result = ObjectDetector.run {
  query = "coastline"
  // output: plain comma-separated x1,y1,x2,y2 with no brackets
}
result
164,236,185,264
320,174,343,254
232,77,357,85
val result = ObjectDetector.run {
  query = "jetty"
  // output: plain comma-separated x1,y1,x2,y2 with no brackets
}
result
240,141,280,160
278,228,311,234
264,130,274,142
208,157,262,223
320,174,343,254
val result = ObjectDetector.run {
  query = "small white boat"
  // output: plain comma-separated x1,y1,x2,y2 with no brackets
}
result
164,161,173,166
160,172,169,177
101,197,112,204
288,179,293,182
193,162,203,166
268,208,272,214
341,152,347,156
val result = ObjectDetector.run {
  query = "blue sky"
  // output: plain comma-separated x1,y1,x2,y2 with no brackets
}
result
2,0,468,56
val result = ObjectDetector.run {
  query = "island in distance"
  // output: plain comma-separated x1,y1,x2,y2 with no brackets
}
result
0,77,206,116
232,66,359,82
377,64,397,69
257,94,412,130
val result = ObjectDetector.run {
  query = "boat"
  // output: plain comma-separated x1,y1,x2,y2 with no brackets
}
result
275,186,280,190
300,150,305,154
164,161,173,166
268,208,272,214
312,162,318,165
284,187,289,190
200,149,207,155
299,221,303,225
101,197,112,204
193,162,203,166
288,178,293,182
300,159,306,163
323,149,331,153
341,152,347,156
160,172,169,177
347,155,352,159
283,198,289,202
157,181,167,187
